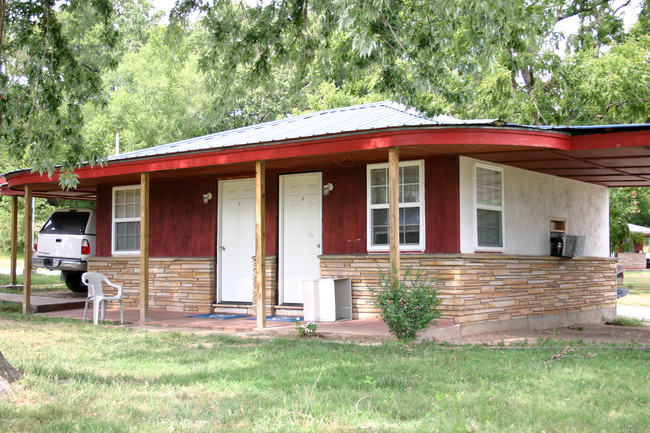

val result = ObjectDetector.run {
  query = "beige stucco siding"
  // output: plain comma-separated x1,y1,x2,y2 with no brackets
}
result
459,156,609,257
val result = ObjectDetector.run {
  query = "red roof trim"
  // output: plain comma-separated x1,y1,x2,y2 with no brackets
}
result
5,127,572,189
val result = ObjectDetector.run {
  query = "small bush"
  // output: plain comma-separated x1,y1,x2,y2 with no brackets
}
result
295,320,318,337
370,268,441,343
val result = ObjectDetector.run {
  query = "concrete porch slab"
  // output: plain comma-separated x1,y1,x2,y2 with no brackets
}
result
39,307,459,343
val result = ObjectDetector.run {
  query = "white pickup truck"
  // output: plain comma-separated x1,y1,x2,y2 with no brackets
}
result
32,208,96,292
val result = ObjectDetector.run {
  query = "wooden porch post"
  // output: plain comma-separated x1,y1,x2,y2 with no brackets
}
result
255,160,267,329
140,172,150,322
388,147,400,285
22,185,33,314
9,196,19,287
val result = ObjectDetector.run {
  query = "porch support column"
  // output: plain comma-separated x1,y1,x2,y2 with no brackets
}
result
255,160,267,329
388,147,400,285
140,172,150,322
9,196,19,288
22,185,33,314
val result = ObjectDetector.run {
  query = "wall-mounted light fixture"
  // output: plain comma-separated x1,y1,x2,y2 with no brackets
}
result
322,183,334,196
203,192,213,204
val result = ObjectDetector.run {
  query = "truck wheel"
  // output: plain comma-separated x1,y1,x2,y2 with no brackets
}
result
64,272,88,293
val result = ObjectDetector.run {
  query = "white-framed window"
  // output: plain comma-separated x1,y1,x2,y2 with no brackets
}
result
367,160,425,251
112,185,141,254
475,164,504,250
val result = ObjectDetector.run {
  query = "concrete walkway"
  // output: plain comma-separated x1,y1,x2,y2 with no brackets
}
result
617,305,650,321
0,291,86,312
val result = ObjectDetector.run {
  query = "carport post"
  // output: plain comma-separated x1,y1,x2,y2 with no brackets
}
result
388,147,400,286
10,196,18,287
140,172,150,322
22,185,33,314
255,160,267,329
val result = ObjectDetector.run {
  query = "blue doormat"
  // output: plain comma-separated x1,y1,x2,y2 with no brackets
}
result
188,313,250,320
247,316,303,322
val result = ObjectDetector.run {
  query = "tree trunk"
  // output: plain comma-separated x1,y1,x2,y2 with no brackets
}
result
0,350,22,383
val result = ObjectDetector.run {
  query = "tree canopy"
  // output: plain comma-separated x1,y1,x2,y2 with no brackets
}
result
0,0,649,184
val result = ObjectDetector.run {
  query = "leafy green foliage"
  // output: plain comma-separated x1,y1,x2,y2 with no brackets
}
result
0,0,119,189
609,188,650,252
604,316,646,327
82,25,213,153
370,268,441,343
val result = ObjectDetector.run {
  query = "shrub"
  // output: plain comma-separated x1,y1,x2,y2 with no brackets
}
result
370,268,441,343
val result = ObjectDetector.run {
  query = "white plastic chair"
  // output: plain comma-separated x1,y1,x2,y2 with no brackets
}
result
82,272,124,325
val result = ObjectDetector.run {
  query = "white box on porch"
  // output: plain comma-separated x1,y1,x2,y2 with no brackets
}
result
302,278,352,322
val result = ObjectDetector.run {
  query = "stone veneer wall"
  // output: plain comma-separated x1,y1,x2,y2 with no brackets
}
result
319,254,617,324
249,255,278,315
87,257,215,313
617,253,646,271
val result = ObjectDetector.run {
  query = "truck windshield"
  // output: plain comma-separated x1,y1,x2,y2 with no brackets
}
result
40,213,89,235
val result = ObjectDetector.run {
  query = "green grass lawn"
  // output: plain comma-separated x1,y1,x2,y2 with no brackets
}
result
0,314,648,433
619,271,650,307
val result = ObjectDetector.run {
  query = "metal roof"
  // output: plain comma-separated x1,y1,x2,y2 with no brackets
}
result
108,101,496,162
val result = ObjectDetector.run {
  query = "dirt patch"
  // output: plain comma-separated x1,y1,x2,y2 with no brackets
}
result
442,323,650,345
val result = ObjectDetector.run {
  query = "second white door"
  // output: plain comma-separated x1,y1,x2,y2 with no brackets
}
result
279,172,323,304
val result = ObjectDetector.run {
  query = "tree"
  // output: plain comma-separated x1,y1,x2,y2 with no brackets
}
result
0,0,118,189
0,350,21,397
171,0,648,126
82,25,213,154
609,187,650,253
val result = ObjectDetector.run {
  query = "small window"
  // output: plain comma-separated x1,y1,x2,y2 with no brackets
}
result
476,165,503,249
112,186,141,253
367,160,424,251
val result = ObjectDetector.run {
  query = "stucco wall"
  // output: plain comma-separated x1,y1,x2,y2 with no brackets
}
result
459,156,609,257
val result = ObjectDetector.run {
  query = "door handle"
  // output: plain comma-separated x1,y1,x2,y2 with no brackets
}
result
316,243,321,248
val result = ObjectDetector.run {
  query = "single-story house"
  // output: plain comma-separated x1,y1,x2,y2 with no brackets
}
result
617,223,650,270
4,102,650,333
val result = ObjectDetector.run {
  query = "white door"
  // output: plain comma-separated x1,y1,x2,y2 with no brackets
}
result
218,178,255,303
279,172,322,304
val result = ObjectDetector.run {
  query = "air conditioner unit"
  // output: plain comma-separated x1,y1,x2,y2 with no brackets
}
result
562,235,585,258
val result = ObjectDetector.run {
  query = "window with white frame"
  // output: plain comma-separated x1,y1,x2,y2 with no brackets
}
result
112,186,141,253
367,160,424,251
475,165,503,249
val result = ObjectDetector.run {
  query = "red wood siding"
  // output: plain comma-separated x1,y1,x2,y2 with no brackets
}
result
95,186,112,257
95,179,217,258
424,156,460,253
321,156,460,254
95,156,460,258
149,179,217,257
265,173,278,255
322,166,368,254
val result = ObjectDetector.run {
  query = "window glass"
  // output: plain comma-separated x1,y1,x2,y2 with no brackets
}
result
476,166,502,206
476,166,504,249
113,186,141,253
40,213,89,235
367,160,424,250
477,209,502,247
